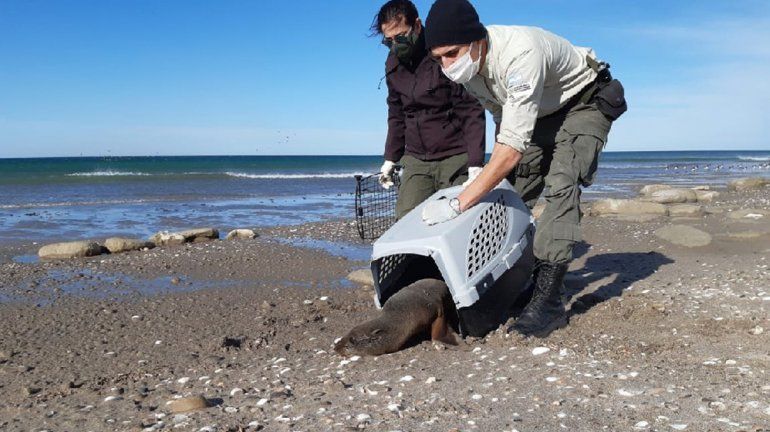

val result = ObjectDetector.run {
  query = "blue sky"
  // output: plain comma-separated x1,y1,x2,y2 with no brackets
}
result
1,0,768,157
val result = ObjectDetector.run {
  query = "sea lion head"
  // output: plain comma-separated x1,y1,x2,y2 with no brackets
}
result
333,327,385,357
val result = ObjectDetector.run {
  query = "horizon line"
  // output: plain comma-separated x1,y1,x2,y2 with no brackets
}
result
2,149,769,160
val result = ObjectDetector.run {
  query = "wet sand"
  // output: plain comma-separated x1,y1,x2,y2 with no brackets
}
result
0,187,768,431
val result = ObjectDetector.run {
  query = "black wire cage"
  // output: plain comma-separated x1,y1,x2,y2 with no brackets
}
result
354,171,400,241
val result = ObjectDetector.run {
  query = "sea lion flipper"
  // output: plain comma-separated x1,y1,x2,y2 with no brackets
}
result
430,315,458,346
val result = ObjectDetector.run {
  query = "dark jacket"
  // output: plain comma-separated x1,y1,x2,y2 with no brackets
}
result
384,44,486,167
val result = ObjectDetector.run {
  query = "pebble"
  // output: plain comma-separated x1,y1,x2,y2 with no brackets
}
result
670,424,688,430
224,406,238,414
230,388,244,397
425,377,437,384
399,375,414,382
256,398,268,406
173,414,189,424
177,377,191,384
103,396,123,402
471,394,482,400
532,347,550,356
167,396,210,413
634,421,649,429
749,326,764,335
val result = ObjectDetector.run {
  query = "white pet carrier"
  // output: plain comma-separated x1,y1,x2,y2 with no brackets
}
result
370,179,535,336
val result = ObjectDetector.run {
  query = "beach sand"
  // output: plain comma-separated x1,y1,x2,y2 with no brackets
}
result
0,187,768,431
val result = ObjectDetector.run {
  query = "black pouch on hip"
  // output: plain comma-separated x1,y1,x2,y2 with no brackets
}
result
593,79,627,121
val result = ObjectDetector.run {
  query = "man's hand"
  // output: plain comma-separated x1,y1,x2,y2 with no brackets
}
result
462,166,483,187
457,143,523,211
421,198,460,225
378,160,397,189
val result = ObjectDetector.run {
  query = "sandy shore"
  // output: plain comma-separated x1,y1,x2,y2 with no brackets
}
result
0,186,768,431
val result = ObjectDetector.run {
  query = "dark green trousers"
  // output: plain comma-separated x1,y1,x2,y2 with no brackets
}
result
507,103,612,264
396,153,469,219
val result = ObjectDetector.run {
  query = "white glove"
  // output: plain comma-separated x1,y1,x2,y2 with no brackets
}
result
422,197,460,225
378,160,396,189
462,166,483,187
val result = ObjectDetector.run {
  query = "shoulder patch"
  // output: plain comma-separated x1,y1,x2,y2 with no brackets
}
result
507,73,531,93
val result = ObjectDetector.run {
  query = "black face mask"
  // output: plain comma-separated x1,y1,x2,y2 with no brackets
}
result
383,28,424,66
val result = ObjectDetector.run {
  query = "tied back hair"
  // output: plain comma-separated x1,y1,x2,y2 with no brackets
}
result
369,0,418,36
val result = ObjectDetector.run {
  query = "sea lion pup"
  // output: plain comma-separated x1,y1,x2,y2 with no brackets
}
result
334,278,459,357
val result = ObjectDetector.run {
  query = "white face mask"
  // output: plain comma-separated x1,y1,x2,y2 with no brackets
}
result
441,42,480,84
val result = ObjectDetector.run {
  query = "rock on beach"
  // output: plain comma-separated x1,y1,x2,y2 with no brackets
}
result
646,188,698,204
226,229,257,240
589,199,668,217
166,395,211,414
728,177,769,191
668,204,704,218
38,241,103,259
654,225,712,247
727,209,768,220
639,184,674,196
150,231,186,247
694,190,719,203
177,228,219,242
104,237,155,253
347,269,374,286
150,228,219,246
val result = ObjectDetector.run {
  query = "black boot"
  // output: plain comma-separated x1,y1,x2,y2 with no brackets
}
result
510,261,569,337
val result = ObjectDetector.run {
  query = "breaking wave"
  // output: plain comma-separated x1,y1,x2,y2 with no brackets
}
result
224,171,367,179
66,171,152,177
737,156,770,162
0,198,160,209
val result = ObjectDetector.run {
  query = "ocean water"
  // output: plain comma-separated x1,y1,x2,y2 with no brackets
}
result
0,152,768,246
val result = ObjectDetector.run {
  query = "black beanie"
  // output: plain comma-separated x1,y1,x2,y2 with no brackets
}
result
425,0,486,49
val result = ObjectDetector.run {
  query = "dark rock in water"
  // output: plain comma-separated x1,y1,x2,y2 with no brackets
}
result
38,241,103,259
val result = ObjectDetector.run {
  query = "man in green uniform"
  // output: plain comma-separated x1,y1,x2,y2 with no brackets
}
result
421,0,627,337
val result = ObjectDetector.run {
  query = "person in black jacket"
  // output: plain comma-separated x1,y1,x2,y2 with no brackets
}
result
373,0,486,218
